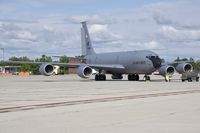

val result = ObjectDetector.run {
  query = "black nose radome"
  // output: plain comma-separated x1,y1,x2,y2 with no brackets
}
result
147,56,162,69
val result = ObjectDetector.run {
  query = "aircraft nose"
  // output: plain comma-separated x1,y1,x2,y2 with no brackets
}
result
147,56,162,69
153,57,162,69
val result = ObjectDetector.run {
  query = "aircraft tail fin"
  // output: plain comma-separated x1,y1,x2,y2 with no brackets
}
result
81,21,96,56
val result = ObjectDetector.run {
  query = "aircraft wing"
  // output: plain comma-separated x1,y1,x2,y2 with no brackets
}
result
4,61,125,71
87,64,125,71
51,63,126,71
168,61,193,65
4,61,80,67
163,61,193,66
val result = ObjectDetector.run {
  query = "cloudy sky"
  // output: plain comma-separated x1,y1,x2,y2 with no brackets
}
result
0,0,200,61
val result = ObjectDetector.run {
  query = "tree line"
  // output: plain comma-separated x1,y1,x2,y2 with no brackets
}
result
0,55,69,74
175,57,200,72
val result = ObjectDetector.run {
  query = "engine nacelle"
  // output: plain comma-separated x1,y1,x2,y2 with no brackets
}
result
77,65,93,79
176,63,193,74
159,65,175,76
39,63,54,76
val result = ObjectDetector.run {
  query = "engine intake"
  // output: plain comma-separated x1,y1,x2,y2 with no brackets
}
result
39,63,54,76
159,65,175,76
176,63,193,74
77,65,93,79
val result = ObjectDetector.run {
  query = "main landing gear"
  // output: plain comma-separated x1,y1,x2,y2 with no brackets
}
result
95,74,106,81
143,75,150,81
128,74,139,81
112,74,123,80
127,74,151,81
94,73,150,81
128,74,150,81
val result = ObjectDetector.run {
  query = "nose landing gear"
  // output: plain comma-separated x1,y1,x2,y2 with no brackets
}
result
143,75,150,81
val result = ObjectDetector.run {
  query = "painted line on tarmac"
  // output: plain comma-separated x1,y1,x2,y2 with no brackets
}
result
1,89,200,113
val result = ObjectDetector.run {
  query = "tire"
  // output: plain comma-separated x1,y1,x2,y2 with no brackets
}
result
188,78,192,82
128,74,133,81
95,74,106,81
136,74,139,81
143,75,150,81
95,74,99,81
102,75,106,81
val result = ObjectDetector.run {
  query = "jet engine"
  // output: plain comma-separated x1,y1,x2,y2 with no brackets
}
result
39,63,54,76
176,63,193,74
159,65,175,76
77,65,93,78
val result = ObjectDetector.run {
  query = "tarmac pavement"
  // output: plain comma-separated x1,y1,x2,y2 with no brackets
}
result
0,74,200,133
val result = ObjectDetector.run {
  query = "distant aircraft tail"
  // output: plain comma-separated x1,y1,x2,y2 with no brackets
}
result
81,21,96,56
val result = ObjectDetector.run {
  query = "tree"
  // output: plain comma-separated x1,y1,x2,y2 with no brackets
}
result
35,55,52,62
0,61,10,66
30,64,40,75
174,57,190,62
189,58,194,62
182,58,189,61
175,57,181,62
174,57,200,72
8,56,33,72
32,55,53,74
59,56,69,63
4,55,53,74
193,60,200,72
59,56,69,74
9,56,31,62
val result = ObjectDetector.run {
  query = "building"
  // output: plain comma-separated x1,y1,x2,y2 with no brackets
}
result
0,66,21,75
68,57,82,74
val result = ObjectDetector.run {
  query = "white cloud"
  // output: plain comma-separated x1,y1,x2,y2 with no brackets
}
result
159,25,200,42
89,24,122,44
68,15,116,24
17,31,37,41
144,41,162,50
1,0,200,60
90,24,108,33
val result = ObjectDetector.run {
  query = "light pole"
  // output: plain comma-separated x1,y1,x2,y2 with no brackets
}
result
1,48,4,61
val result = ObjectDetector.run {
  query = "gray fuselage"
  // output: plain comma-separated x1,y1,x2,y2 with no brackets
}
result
85,50,161,74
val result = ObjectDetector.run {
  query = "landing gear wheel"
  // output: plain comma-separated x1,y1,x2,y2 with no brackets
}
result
95,74,99,81
136,74,139,81
128,75,131,81
102,74,106,80
143,75,150,81
196,77,199,82
95,74,106,81
128,74,139,81
188,78,192,82
111,74,123,80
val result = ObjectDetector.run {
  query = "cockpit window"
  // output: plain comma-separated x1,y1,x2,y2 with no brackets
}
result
146,55,159,59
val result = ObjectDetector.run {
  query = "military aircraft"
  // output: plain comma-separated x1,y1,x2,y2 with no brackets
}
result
7,22,193,81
